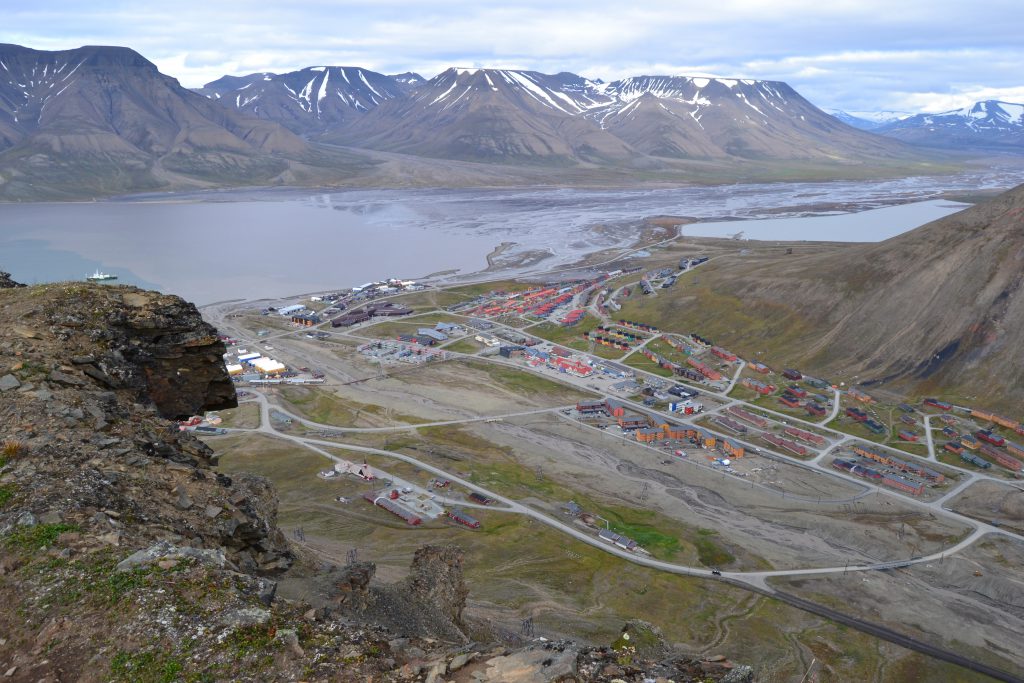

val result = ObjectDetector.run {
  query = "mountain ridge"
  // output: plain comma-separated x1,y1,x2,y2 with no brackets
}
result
0,43,326,200
196,65,415,134
876,100,1024,150
617,183,1024,408
324,66,926,166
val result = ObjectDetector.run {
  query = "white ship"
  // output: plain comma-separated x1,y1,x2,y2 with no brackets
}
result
86,269,118,282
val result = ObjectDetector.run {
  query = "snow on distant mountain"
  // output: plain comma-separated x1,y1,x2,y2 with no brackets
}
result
326,68,922,164
581,76,912,161
199,66,413,134
826,109,914,130
876,100,1024,150
326,67,632,163
389,72,425,86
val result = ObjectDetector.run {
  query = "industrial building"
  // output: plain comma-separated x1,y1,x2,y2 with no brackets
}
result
364,491,422,526
598,528,640,551
251,358,287,375
446,508,481,529
359,340,450,364
417,328,448,342
332,310,371,327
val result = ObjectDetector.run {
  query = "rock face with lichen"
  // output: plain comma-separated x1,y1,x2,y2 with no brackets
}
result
0,280,752,682
327,544,471,643
34,284,238,418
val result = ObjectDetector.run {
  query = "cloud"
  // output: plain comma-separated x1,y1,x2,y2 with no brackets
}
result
5,0,1023,112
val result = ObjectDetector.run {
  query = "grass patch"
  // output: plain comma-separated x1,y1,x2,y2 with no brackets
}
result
279,386,428,427
602,508,681,558
827,416,887,443
216,403,261,429
623,353,674,377
444,337,484,354
224,624,277,659
4,523,78,551
462,360,593,402
110,650,184,683
693,528,736,567
0,485,15,508
530,318,601,346
2,439,25,458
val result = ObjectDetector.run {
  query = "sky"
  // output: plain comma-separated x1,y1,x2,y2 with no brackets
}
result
4,0,1024,113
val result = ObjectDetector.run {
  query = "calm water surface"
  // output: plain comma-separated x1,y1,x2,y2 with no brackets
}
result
1,165,1021,303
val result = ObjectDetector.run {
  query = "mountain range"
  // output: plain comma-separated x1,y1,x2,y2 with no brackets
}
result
826,110,913,130
875,100,1024,151
2,41,1009,199
313,67,920,166
195,66,421,134
0,43,330,199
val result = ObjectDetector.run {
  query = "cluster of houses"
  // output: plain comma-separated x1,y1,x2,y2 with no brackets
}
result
575,399,745,458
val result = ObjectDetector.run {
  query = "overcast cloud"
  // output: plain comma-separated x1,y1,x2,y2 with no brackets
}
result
5,0,1023,113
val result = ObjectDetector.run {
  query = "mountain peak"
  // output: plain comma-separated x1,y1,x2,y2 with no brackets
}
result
0,43,157,70
876,99,1024,149
199,65,413,133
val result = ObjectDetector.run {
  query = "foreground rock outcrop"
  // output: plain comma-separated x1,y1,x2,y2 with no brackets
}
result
0,281,751,682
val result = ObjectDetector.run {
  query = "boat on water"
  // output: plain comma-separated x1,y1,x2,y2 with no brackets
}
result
86,270,118,282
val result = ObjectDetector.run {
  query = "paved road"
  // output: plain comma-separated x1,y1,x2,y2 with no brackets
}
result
824,388,842,424
229,397,1003,588
723,360,747,394
924,413,937,460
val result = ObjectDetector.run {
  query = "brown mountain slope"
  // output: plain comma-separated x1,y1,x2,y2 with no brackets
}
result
329,68,636,165
589,77,919,162
620,185,1024,408
0,44,322,199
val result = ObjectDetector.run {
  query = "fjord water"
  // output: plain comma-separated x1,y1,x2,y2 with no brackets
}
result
1,167,1020,303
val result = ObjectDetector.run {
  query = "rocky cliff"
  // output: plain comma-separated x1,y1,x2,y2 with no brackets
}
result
0,280,751,682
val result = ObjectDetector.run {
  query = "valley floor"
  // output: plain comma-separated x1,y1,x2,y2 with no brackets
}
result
200,254,1024,682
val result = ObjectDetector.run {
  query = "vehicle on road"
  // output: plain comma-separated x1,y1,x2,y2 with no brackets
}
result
711,569,722,576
